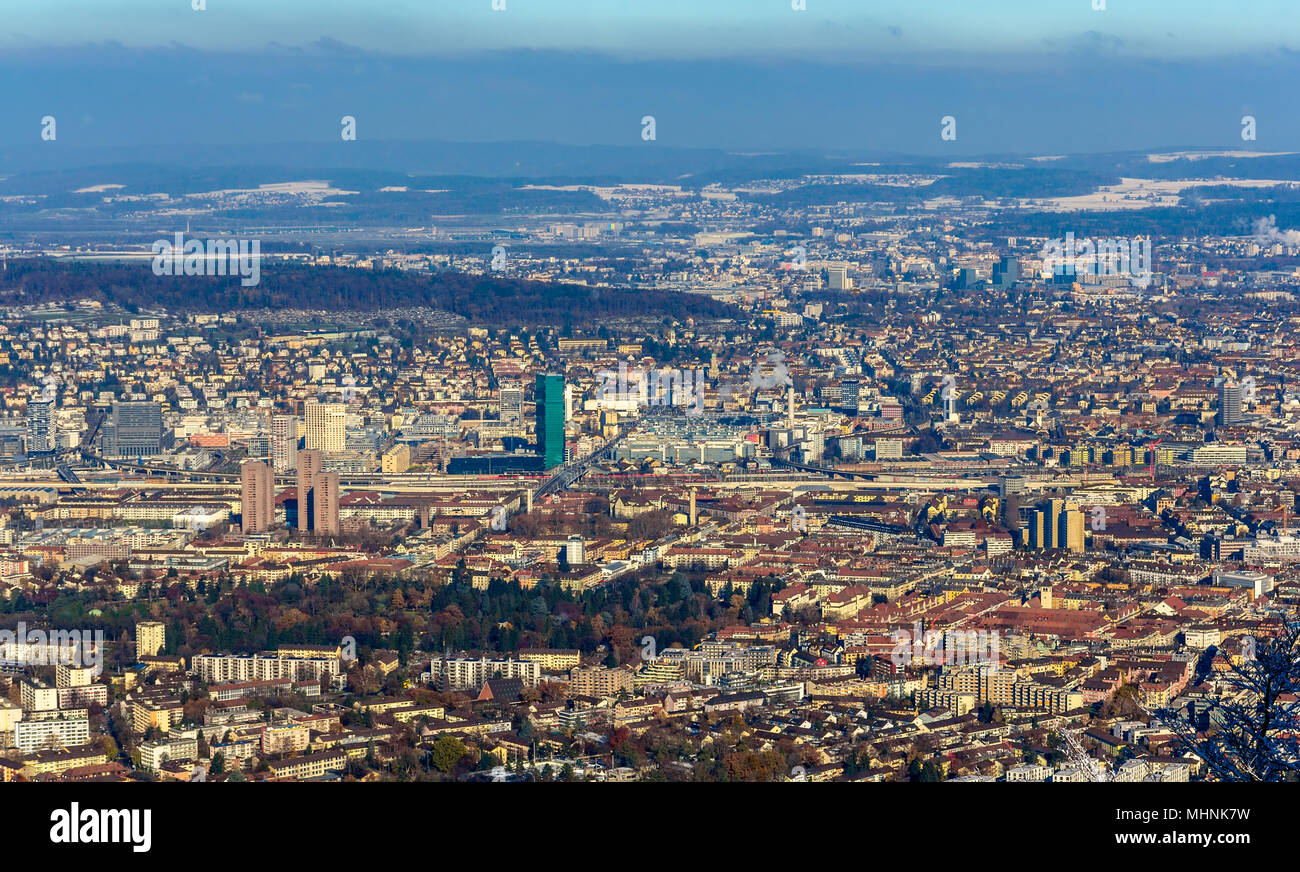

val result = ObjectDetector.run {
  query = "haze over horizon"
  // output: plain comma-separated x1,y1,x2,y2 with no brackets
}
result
1,1,1296,157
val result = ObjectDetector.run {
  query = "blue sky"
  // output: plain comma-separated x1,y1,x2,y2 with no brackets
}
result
0,1,1295,155
3,0,1297,58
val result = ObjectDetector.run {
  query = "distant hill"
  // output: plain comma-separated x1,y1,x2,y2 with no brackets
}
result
0,259,740,327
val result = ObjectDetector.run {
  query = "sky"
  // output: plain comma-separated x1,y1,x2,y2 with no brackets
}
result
4,0,1298,59
0,1,1296,157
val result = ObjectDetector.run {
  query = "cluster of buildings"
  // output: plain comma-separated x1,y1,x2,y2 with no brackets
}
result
2,163,1300,780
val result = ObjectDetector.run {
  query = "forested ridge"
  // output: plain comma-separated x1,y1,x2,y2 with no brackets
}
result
0,259,740,326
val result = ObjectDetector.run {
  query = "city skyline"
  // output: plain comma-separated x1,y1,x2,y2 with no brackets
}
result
0,0,1295,831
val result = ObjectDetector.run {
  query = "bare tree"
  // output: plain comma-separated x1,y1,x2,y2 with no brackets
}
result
1153,621,1300,782
1061,729,1112,782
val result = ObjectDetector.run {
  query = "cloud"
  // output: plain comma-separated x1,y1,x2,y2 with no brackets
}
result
1078,30,1125,50
312,37,364,54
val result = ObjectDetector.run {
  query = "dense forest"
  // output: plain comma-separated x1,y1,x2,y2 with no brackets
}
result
0,566,786,673
0,259,740,326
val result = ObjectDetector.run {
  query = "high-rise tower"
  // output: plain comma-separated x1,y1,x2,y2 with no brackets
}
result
304,400,345,452
271,415,299,472
241,460,276,533
297,449,324,531
535,373,566,469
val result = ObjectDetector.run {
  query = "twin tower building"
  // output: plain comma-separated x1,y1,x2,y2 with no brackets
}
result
241,448,338,536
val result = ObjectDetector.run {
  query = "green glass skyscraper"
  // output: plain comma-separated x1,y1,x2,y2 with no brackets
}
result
536,373,566,469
